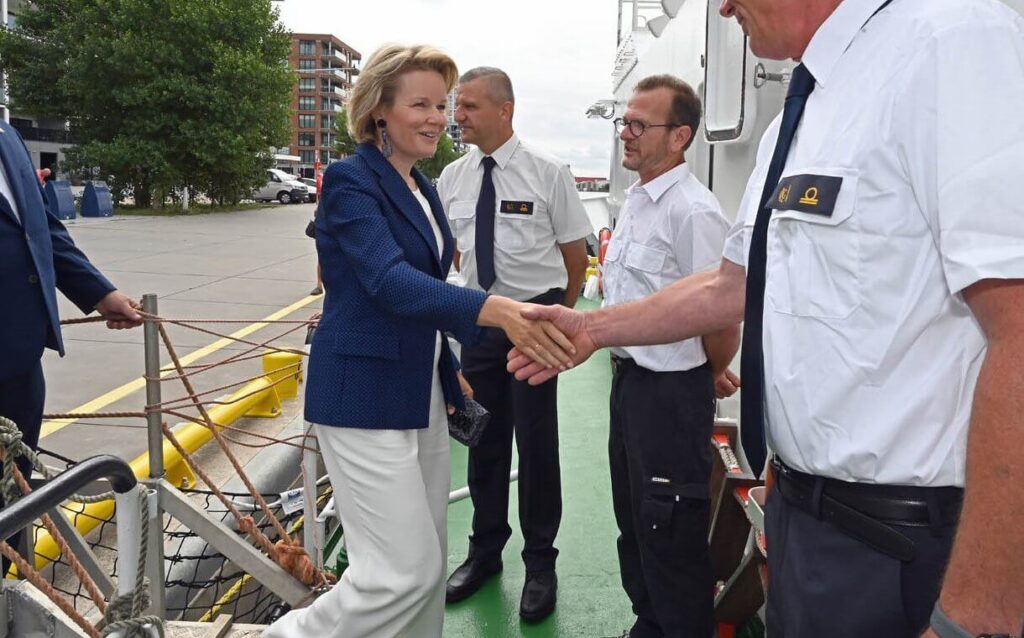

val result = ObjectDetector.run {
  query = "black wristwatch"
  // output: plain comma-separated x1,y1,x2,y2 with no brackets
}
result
931,604,1018,638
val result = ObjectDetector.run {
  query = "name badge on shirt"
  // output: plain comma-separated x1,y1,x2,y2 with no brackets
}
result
499,200,534,215
770,174,843,217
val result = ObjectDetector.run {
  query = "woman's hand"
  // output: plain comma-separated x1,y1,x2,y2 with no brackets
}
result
448,371,474,415
477,297,576,370
458,371,474,400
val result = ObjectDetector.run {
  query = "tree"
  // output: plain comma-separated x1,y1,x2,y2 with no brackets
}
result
333,109,358,158
416,133,465,180
0,0,293,207
332,113,463,178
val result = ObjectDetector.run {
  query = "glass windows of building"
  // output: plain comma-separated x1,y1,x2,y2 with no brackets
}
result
299,97,316,111
300,150,316,164
298,115,316,129
299,40,315,56
298,78,316,92
298,133,316,147
298,59,316,70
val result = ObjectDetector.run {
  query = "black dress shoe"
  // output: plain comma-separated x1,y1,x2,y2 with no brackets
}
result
445,556,503,603
519,570,557,622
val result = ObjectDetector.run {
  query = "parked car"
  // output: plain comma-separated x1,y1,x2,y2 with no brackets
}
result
252,169,309,204
300,178,318,204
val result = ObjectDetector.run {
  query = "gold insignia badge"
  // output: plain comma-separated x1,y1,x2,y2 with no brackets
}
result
779,185,791,204
799,187,819,206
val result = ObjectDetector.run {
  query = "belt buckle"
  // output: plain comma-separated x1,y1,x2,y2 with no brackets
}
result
770,456,790,477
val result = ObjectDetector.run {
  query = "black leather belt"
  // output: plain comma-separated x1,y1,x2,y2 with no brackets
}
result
772,458,963,562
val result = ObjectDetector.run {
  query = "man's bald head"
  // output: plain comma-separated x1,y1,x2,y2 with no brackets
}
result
459,67,515,106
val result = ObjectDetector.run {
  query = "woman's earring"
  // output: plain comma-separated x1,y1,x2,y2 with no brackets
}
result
377,119,392,158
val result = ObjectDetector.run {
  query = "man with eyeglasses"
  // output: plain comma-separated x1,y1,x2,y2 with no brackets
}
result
604,75,739,638
510,0,1024,635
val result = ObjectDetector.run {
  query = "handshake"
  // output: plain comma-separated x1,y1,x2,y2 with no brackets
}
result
478,298,594,384
487,299,740,400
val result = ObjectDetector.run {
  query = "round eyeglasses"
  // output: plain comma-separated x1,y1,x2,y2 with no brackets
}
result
613,117,683,137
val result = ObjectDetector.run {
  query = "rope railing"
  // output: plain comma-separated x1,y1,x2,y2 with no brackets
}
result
6,306,331,630
0,417,161,637
43,311,321,462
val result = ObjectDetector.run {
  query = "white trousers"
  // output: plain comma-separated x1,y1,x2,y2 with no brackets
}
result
265,374,450,638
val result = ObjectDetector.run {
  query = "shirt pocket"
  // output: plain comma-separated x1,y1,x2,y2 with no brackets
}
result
448,201,476,251
766,167,861,320
495,201,546,252
622,242,668,292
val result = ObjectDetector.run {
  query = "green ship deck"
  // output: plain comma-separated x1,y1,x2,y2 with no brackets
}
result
444,299,631,637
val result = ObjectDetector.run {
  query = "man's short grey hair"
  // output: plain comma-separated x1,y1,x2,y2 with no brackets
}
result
459,67,515,104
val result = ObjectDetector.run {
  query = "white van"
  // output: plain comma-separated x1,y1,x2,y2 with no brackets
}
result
252,169,309,205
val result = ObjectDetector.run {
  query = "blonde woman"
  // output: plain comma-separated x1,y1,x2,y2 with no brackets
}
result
263,45,573,638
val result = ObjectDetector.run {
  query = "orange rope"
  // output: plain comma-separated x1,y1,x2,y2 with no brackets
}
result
0,542,102,638
156,324,328,587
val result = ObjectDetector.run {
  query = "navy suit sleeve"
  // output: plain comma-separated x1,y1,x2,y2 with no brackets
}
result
43,184,115,314
319,161,487,344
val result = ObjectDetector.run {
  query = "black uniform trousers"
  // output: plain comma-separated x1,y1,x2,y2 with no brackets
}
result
0,361,46,571
765,479,959,637
609,357,715,638
463,288,563,574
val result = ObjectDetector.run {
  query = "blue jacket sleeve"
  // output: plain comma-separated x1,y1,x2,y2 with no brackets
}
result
319,161,487,344
42,185,115,314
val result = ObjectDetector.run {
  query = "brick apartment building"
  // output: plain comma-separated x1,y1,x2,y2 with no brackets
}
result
288,33,361,178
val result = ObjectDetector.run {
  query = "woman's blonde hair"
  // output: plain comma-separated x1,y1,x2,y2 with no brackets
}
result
347,44,459,144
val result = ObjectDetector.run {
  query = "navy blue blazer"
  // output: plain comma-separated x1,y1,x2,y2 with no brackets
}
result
0,120,113,381
305,143,488,429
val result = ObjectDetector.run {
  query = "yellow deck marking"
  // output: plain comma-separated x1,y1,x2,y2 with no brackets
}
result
40,294,320,438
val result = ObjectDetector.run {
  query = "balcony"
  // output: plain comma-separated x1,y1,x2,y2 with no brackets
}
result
321,85,346,99
321,48,349,65
10,121,74,144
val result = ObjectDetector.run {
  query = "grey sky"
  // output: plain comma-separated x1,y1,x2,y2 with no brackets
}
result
277,0,619,177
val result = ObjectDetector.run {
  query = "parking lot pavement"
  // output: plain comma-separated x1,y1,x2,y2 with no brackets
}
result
40,203,323,466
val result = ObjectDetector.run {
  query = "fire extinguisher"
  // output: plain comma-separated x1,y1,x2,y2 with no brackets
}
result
597,227,612,295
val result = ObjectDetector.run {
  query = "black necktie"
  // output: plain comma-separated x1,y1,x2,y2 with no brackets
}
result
739,64,816,477
475,156,498,291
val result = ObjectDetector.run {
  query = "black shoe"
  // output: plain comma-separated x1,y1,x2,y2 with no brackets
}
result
519,571,557,623
309,285,323,296
445,556,503,603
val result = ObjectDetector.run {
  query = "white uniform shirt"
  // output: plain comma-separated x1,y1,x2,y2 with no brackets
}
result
604,163,729,371
721,0,1024,487
438,134,592,301
0,130,21,223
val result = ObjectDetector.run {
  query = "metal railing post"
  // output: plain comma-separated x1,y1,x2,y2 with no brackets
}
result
140,294,166,618
142,294,163,479
109,487,160,637
302,423,321,569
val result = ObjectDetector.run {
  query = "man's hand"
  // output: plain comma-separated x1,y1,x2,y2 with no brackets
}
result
35,168,51,185
507,305,597,385
715,369,741,399
95,290,143,329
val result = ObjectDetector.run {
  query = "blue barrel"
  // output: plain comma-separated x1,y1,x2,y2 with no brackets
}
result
44,180,76,220
81,181,113,217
